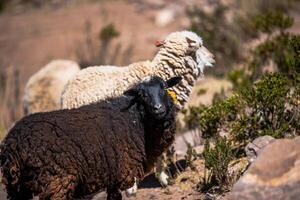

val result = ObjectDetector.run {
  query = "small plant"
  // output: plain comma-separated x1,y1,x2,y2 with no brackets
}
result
0,120,7,140
184,143,198,172
99,23,120,42
76,22,121,67
0,68,6,93
0,66,22,140
96,23,120,65
0,0,7,12
199,137,236,192
76,22,134,67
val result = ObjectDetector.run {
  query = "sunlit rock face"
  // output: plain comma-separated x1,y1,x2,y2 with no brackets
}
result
230,136,300,200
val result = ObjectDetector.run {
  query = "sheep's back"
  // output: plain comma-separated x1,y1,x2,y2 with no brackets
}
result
61,61,153,109
23,60,80,114
2,100,146,192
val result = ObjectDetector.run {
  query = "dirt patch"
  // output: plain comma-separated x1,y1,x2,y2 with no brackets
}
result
90,159,206,200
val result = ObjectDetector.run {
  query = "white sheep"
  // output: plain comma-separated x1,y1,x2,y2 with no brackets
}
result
60,30,215,194
61,30,215,109
23,59,80,114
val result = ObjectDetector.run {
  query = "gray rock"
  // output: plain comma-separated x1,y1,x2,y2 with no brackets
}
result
155,9,175,27
245,135,275,163
173,129,203,159
230,136,300,200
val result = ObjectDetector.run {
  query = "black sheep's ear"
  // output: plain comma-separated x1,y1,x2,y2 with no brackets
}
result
123,88,138,97
166,76,182,88
122,88,139,112
121,98,137,112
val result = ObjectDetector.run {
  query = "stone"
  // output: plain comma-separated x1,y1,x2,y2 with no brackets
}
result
245,135,275,163
230,136,300,200
155,9,175,27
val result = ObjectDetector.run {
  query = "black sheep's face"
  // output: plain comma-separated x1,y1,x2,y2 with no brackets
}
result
124,76,182,120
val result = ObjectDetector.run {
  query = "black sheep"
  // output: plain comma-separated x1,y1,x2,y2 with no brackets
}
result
0,75,182,200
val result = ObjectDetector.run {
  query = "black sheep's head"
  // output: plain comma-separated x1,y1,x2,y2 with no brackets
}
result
123,76,182,120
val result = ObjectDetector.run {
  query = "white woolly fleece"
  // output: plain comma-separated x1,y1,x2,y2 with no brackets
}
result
23,60,80,114
163,30,214,73
61,30,215,109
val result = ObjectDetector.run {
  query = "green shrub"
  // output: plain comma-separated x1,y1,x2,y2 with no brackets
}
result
187,0,298,75
187,2,300,195
185,72,300,145
199,137,236,192
227,69,252,91
248,33,299,80
242,10,299,82
232,73,299,144
252,10,294,34
184,94,239,139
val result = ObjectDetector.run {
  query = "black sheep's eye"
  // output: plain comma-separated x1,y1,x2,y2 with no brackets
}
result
143,93,149,98
139,91,148,98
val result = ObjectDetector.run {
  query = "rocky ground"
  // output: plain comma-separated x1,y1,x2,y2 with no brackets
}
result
231,136,300,200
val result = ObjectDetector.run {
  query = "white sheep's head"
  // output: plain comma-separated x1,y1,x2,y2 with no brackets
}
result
155,30,215,74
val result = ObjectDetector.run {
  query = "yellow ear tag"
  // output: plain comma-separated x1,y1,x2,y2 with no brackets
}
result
166,89,178,104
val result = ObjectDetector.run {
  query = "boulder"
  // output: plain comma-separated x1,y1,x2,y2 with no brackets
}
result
245,135,275,163
230,136,300,200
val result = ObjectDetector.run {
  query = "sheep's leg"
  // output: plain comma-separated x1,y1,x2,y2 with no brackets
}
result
155,154,169,187
125,177,138,197
39,175,77,200
107,186,122,200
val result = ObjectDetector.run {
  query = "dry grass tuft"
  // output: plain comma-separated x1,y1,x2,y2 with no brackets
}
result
0,66,23,140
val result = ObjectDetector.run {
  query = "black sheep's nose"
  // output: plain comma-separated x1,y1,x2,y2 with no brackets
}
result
154,104,162,111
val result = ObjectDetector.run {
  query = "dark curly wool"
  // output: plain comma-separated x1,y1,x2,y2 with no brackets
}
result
0,76,180,200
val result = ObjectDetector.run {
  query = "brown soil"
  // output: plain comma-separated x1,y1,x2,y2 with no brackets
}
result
92,159,206,200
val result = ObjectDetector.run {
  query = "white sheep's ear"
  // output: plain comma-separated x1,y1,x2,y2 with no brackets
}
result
155,40,164,47
166,76,182,88
186,37,198,47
